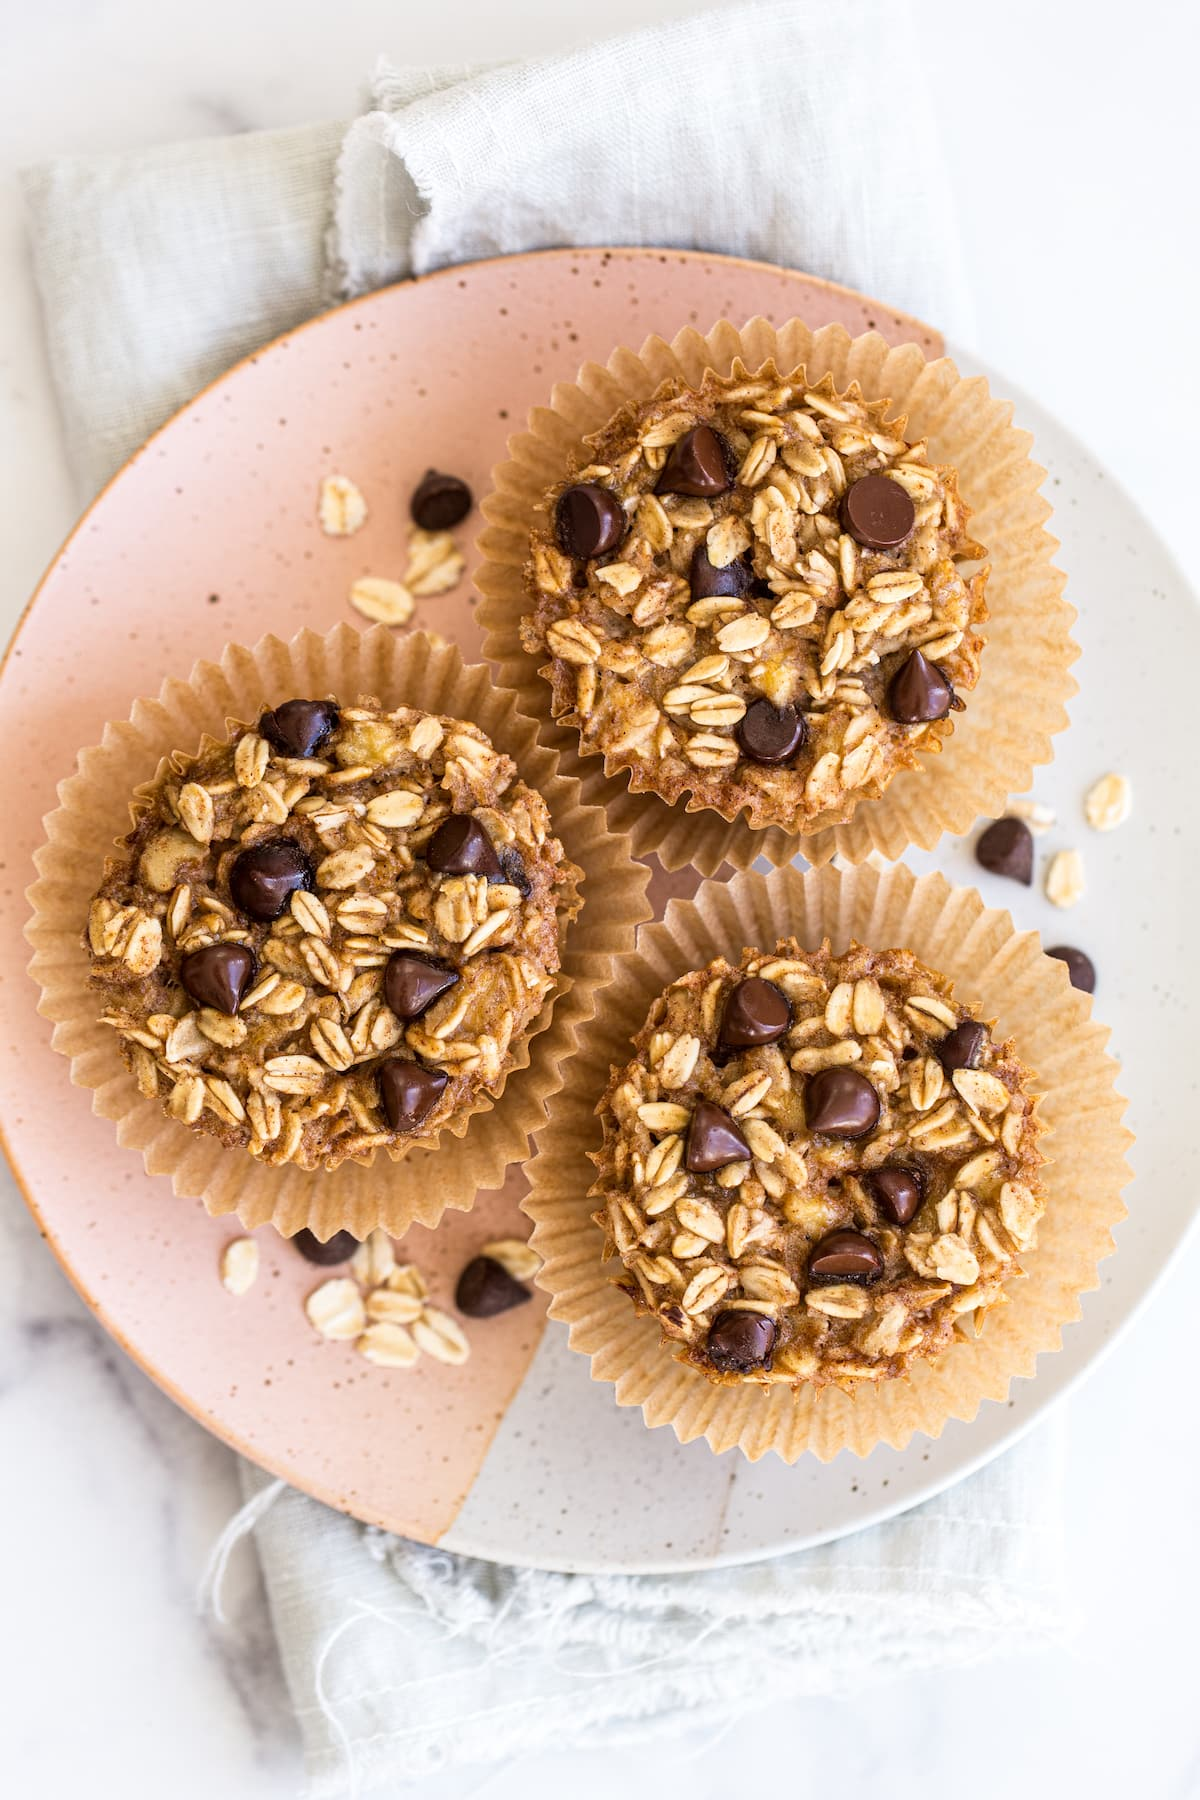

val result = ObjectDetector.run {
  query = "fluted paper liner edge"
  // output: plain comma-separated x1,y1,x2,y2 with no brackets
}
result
524,864,1132,1460
26,625,651,1240
477,318,1077,875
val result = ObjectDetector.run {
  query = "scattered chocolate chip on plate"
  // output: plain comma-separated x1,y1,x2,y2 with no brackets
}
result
455,1255,531,1319
975,816,1034,884
1047,944,1096,993
410,468,473,531
292,1228,360,1266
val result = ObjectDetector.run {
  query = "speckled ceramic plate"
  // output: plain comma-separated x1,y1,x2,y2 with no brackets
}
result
0,250,1188,1571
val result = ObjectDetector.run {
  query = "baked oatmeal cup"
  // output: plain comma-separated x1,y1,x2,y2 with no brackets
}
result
591,939,1045,1391
480,319,1076,876
86,695,580,1173
521,365,989,835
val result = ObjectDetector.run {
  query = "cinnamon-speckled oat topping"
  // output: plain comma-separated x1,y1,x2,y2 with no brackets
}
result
87,697,579,1170
592,939,1044,1389
523,366,988,833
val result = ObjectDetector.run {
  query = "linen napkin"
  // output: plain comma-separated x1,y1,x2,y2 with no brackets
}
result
21,5,1056,1795
228,1428,1062,1792
23,0,975,497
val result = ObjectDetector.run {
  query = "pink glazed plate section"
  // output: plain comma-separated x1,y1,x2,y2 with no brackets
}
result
3,251,938,1548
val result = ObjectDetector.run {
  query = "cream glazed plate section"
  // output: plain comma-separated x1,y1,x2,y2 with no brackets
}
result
453,363,1192,1570
1,251,1189,1571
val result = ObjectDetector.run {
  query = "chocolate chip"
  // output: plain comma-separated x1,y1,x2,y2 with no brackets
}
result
706,1309,776,1374
259,699,339,758
229,838,313,921
455,1255,531,1318
869,1165,923,1227
426,814,502,877
888,649,954,723
1048,945,1096,993
735,698,807,766
656,424,733,497
378,1060,448,1133
179,943,256,1015
975,817,1034,885
554,483,626,558
689,542,754,599
808,1229,884,1283
411,468,472,531
685,1100,751,1172
384,952,459,1021
498,846,532,897
840,473,916,549
806,1067,881,1138
719,976,791,1050
937,1020,988,1072
293,1228,359,1266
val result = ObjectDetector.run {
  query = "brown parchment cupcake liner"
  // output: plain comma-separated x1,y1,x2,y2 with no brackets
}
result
523,863,1131,1461
477,319,1077,875
27,625,652,1240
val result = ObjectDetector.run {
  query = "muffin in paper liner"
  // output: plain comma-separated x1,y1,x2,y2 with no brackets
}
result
522,864,1132,1461
477,318,1077,876
26,625,652,1241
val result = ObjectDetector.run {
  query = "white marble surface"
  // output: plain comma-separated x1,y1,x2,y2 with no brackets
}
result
1,1,1198,1795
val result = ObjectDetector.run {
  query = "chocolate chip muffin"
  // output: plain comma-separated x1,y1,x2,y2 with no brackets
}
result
591,940,1044,1389
86,697,580,1171
521,366,988,834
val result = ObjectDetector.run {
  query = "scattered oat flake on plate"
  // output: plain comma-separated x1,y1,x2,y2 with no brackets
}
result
1045,848,1086,909
365,1287,424,1325
1084,772,1132,832
318,474,368,536
220,1236,259,1296
412,1307,471,1365
348,576,414,626
404,527,465,596
357,1321,420,1368
1006,797,1056,835
350,1228,396,1290
480,1237,541,1282
305,1276,366,1340
386,1263,428,1300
